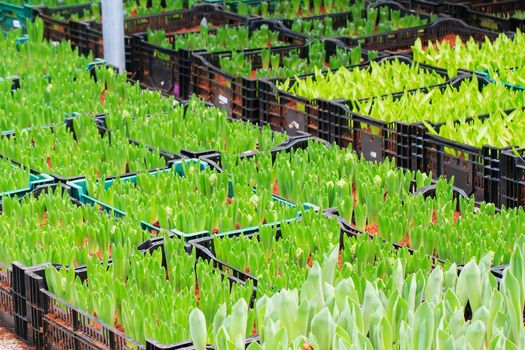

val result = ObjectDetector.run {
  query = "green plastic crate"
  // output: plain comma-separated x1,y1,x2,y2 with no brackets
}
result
0,167,54,200
0,1,94,34
0,2,34,33
68,159,313,241
486,68,525,91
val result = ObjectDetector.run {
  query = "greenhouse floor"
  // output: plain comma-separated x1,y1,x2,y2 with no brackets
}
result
0,325,31,350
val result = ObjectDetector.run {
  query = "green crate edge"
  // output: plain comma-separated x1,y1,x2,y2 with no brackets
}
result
0,170,53,199
67,158,315,241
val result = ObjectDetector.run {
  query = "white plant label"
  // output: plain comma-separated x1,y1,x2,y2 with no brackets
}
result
218,95,228,105
288,121,300,130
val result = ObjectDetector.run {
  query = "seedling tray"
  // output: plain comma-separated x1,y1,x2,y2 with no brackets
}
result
409,75,524,205
463,0,525,32
0,184,81,346
0,58,108,137
128,3,249,96
203,0,287,19
192,39,366,123
0,55,104,93
336,183,468,264
190,208,330,296
0,155,54,203
205,0,382,21
25,232,252,350
485,68,525,91
338,17,500,53
328,73,473,170
336,182,512,281
3,182,175,349
36,3,239,72
396,0,470,17
192,135,330,171
279,1,433,41
0,116,176,184
328,74,497,192
32,3,98,68
177,129,314,169
68,159,308,241
257,51,394,137
500,148,525,209
132,19,305,100
259,55,449,168
191,223,284,295
411,108,519,207
0,1,94,34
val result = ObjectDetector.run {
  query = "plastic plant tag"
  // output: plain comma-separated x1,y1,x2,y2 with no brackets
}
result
218,95,228,105
86,59,106,71
15,35,28,50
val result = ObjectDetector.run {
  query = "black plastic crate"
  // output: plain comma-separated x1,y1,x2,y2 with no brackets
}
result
129,3,250,98
14,263,53,348
180,134,330,176
1,116,175,184
335,183,468,262
146,336,260,350
208,0,410,21
36,3,234,73
12,261,37,345
259,55,449,165
26,238,145,350
34,4,94,55
107,99,312,170
257,50,394,138
464,0,525,32
279,1,433,41
337,214,445,263
338,17,500,52
179,129,318,170
325,73,487,171
132,19,304,100
192,39,351,123
259,77,320,138
411,111,512,206
330,100,420,169
190,228,264,290
326,72,459,168
396,0,469,17
408,75,521,207
334,70,423,165
500,148,525,209
0,262,13,329
337,183,509,280
189,208,335,297
30,234,252,350
1,183,89,346
317,71,473,171
12,183,177,350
